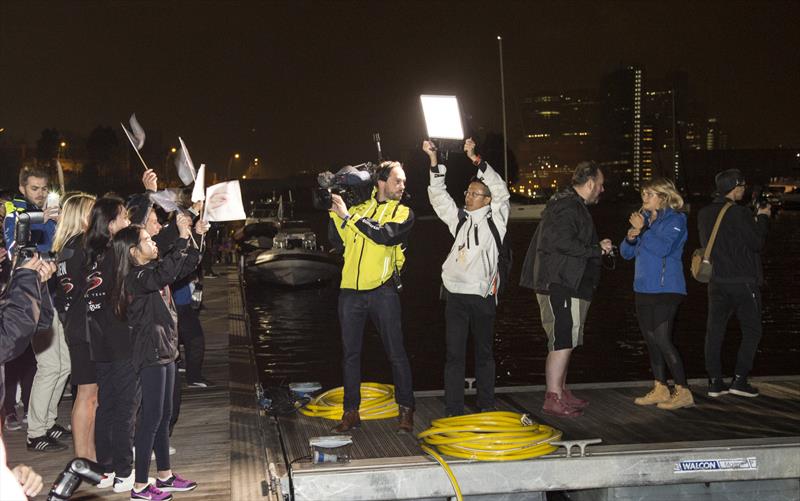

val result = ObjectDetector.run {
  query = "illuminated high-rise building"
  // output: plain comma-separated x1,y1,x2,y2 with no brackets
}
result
518,90,601,176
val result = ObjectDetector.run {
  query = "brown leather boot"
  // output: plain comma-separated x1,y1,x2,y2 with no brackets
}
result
657,385,695,410
634,381,671,406
397,405,414,434
331,410,361,434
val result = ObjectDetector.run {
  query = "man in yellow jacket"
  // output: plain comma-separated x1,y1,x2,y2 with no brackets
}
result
328,161,415,434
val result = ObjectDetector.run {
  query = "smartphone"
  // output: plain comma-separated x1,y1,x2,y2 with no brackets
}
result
45,191,60,209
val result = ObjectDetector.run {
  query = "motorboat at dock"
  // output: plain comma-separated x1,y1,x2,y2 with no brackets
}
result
236,194,343,286
241,225,342,286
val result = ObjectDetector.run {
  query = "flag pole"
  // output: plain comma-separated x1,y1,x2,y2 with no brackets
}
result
120,123,149,171
497,35,508,182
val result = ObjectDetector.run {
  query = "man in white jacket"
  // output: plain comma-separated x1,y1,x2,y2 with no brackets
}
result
424,138,510,416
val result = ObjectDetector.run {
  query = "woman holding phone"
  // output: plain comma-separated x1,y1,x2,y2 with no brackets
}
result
620,178,693,410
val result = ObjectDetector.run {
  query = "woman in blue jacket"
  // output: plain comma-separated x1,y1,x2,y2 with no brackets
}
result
620,178,693,410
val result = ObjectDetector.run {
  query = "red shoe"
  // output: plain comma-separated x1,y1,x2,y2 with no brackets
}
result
561,388,589,409
542,392,582,418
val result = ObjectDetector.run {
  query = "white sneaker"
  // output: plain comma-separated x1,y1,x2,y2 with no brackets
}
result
113,472,155,493
97,472,115,489
132,446,177,460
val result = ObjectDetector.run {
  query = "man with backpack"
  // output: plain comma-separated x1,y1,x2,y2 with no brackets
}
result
424,138,510,417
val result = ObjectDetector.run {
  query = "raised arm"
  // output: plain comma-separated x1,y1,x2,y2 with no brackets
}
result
424,140,459,234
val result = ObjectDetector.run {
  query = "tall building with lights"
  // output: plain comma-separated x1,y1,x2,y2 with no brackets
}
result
518,90,601,171
517,66,728,196
596,65,643,190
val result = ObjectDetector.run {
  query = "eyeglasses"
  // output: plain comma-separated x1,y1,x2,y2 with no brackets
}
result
641,191,658,198
464,190,490,198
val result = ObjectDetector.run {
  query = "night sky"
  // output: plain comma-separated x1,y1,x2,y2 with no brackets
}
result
1,1,798,178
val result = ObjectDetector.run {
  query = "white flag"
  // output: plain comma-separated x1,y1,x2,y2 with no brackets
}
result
191,164,206,202
129,113,146,150
150,189,181,213
174,137,196,186
203,180,246,222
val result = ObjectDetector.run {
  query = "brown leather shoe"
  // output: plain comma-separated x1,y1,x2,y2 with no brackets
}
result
332,410,361,433
397,405,414,434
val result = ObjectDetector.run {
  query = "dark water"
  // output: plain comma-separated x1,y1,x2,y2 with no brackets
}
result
247,204,800,390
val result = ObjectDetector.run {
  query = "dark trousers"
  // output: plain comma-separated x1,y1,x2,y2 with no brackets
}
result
177,305,205,383
339,284,414,411
444,291,496,416
96,359,140,477
135,363,175,483
635,293,686,386
1,345,36,415
706,282,763,378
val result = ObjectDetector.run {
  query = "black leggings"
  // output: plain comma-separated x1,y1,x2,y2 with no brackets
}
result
135,362,175,483
635,293,687,386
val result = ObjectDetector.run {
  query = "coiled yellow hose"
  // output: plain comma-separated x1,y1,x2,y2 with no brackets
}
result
299,382,399,420
418,411,562,501
299,386,562,501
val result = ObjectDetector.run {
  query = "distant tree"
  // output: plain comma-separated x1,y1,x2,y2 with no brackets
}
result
86,126,119,167
36,128,60,163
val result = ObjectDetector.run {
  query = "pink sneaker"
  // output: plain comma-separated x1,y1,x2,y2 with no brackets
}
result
130,484,173,501
561,388,589,409
542,392,582,418
156,473,197,492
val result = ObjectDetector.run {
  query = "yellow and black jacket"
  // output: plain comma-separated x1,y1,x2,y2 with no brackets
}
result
328,192,414,291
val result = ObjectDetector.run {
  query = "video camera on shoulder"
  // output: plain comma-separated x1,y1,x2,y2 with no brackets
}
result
313,163,377,211
14,211,57,267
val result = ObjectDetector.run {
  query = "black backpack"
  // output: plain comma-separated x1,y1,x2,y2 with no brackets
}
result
455,211,512,297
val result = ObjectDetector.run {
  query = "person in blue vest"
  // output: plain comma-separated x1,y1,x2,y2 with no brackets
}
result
424,138,510,416
620,178,693,410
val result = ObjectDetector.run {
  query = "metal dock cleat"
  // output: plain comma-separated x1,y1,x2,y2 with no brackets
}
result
551,438,602,457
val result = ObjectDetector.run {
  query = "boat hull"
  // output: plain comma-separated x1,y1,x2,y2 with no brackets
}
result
508,202,546,220
244,249,342,286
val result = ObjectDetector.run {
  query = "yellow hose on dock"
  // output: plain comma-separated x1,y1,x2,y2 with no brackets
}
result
300,387,561,501
418,411,562,501
299,382,399,420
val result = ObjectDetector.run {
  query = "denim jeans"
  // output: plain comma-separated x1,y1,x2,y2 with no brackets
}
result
338,283,414,411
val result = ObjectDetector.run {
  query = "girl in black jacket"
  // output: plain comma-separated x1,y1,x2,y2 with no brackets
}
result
112,214,199,500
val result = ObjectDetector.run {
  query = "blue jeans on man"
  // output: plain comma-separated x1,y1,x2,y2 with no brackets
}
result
338,283,414,411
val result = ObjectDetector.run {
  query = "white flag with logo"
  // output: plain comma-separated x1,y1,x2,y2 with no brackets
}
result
191,164,206,202
203,180,246,222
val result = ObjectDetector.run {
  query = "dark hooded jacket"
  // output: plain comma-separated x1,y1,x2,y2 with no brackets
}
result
519,187,602,299
697,195,769,285
125,238,200,370
0,268,54,403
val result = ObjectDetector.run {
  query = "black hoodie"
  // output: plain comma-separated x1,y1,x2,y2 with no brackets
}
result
125,238,200,370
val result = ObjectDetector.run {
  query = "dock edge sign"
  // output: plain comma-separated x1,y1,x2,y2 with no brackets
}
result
674,457,758,473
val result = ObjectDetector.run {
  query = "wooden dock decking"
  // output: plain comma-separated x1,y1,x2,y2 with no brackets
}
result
1,267,268,500
274,378,800,500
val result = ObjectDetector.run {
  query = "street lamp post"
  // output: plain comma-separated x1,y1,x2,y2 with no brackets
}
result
164,147,177,186
227,152,240,180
